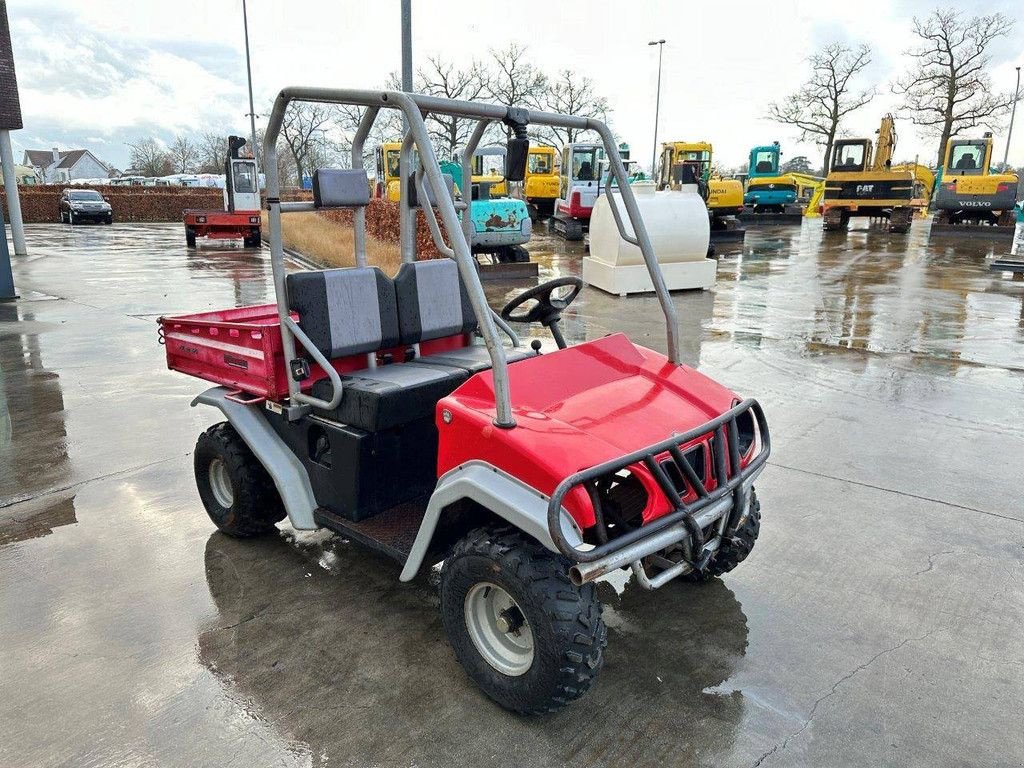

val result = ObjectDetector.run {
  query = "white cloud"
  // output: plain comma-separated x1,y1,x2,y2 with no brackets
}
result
6,0,1024,171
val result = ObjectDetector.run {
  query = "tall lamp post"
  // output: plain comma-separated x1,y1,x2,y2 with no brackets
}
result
1003,65,1021,169
648,39,666,180
242,0,259,170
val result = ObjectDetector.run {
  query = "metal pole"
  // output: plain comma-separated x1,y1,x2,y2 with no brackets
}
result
401,0,412,92
242,0,259,172
0,199,14,300
0,129,26,256
648,40,665,179
1003,66,1020,169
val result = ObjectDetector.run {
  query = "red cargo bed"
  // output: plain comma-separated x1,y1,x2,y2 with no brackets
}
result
158,304,297,399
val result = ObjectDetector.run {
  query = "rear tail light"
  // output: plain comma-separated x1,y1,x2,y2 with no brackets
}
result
571,191,580,207
943,183,956,191
997,182,1013,193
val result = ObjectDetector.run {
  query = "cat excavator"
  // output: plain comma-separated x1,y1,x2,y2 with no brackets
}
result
821,115,930,234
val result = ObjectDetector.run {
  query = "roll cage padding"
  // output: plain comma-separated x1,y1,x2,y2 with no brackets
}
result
313,168,371,208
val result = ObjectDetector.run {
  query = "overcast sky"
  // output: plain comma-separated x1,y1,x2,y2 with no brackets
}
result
7,0,1024,173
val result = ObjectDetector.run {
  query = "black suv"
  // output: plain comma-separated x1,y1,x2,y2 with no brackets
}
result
60,189,113,225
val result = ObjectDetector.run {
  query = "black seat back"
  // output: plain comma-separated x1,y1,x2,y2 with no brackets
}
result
394,260,477,345
286,267,399,359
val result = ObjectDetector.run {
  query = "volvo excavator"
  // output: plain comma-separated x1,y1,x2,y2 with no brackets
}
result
931,132,1019,237
821,115,930,234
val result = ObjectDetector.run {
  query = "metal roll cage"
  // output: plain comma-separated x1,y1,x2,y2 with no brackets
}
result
263,87,681,428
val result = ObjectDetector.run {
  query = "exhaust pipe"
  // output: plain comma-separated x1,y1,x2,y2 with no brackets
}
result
568,497,732,586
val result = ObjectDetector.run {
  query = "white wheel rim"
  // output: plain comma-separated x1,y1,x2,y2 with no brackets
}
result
464,582,534,676
208,458,234,508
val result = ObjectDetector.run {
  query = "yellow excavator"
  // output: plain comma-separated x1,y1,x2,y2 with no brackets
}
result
931,132,1019,236
657,141,745,239
374,142,404,201
523,145,559,220
822,115,931,234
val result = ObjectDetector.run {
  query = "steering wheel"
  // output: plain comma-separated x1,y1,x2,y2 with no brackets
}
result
500,276,583,349
501,276,583,325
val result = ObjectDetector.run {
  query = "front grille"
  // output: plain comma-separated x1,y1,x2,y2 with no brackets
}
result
660,443,707,496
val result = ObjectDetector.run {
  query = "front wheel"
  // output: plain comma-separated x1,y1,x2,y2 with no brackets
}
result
194,422,286,537
684,490,761,582
185,227,197,248
440,527,607,714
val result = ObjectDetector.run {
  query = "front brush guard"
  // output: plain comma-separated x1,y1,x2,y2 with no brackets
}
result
546,399,770,587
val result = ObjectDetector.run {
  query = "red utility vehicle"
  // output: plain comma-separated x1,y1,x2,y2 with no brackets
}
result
159,89,770,714
183,136,262,249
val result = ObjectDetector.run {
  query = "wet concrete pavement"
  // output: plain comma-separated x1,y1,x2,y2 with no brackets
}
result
1,221,1022,767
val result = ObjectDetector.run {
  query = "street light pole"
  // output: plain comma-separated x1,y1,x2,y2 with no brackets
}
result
1003,66,1021,169
400,0,413,93
242,0,259,171
648,39,666,180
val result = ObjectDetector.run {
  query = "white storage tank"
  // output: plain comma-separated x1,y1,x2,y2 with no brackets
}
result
583,181,715,296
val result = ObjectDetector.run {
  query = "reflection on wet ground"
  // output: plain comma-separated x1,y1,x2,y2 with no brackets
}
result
1,222,1022,767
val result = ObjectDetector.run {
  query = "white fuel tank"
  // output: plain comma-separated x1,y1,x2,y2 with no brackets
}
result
583,182,716,295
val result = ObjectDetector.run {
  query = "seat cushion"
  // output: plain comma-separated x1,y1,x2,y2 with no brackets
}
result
287,267,399,359
394,260,477,344
414,344,533,373
311,362,467,431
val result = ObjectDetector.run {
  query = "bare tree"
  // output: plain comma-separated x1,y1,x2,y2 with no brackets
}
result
280,101,342,186
196,132,228,173
126,138,170,177
893,9,1021,165
336,72,405,171
767,43,876,175
487,44,548,139
418,56,489,159
536,70,610,149
168,135,198,174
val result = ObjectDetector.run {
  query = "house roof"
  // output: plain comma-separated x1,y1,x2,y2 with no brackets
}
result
24,149,56,167
55,149,89,169
24,148,104,170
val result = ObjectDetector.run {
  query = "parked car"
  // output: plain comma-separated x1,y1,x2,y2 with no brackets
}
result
60,189,113,225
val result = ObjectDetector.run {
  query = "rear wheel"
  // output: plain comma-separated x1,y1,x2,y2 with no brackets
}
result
185,227,197,248
684,491,761,582
440,527,607,714
243,229,262,249
194,422,286,537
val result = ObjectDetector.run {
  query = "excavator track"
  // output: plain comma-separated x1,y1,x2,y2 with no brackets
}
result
888,207,913,234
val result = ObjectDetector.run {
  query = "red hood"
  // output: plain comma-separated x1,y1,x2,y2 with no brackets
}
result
436,334,740,527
